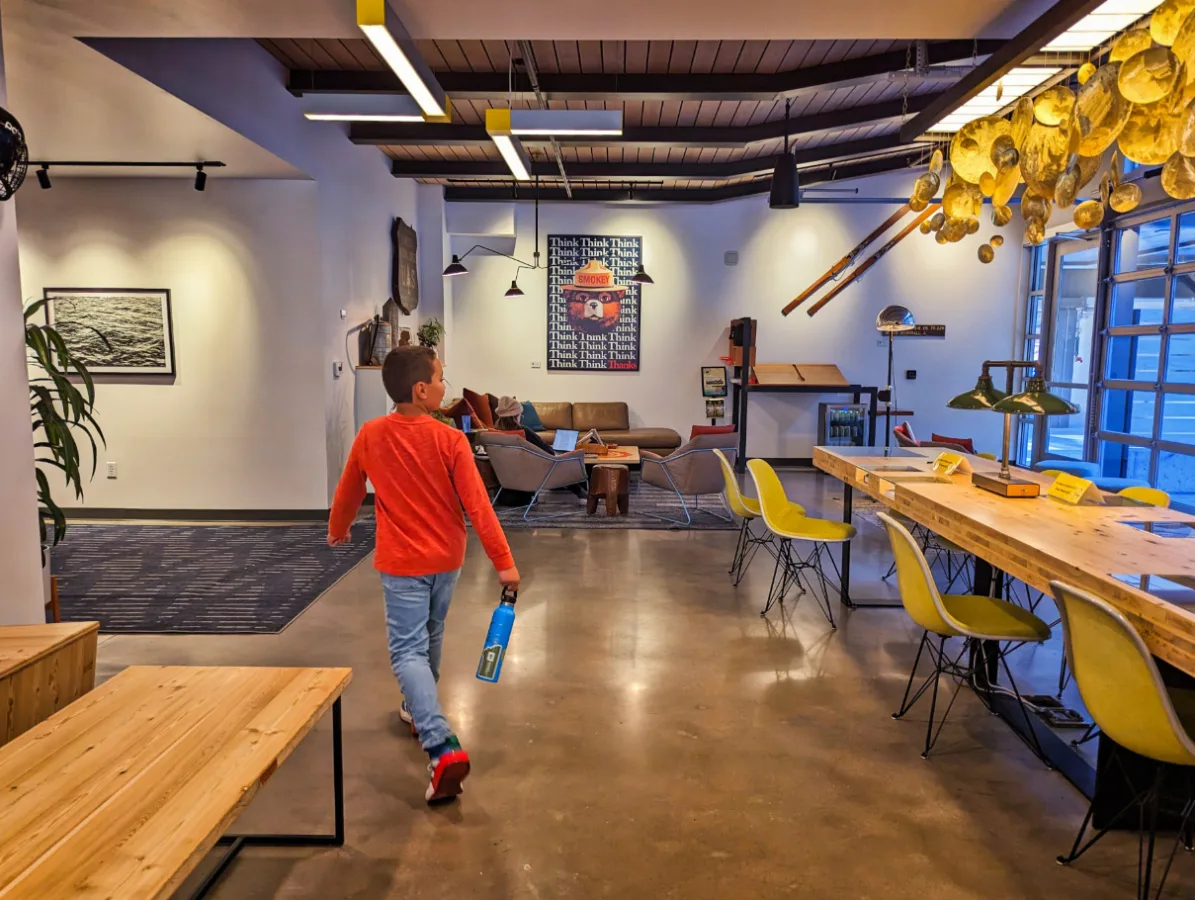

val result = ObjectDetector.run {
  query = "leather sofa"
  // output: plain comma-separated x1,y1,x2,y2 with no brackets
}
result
530,402,682,455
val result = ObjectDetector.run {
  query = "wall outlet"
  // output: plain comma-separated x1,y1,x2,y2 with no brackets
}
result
531,361,542,369
332,360,344,379
906,369,917,380
339,309,347,319
106,462,118,479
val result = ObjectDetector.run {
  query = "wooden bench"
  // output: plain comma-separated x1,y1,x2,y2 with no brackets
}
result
0,622,98,746
0,665,351,899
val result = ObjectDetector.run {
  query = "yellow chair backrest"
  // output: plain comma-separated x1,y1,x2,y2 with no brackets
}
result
1119,486,1171,508
876,512,960,638
1051,581,1195,766
1039,469,1066,479
713,448,755,519
746,459,797,534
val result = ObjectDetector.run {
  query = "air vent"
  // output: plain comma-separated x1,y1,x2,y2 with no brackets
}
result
724,251,739,266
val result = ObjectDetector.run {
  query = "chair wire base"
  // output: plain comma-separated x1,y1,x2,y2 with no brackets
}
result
728,518,776,587
761,539,838,629
1057,750,1195,900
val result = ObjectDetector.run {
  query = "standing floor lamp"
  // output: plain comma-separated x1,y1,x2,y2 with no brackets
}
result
948,360,1078,497
876,305,916,448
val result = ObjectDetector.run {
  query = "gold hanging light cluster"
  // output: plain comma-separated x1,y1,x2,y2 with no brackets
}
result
910,0,1195,260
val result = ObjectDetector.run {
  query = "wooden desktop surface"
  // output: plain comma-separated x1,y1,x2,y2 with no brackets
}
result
814,446,1195,676
0,665,351,899
585,446,640,465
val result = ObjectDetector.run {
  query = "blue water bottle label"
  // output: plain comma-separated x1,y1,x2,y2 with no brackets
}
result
477,643,504,681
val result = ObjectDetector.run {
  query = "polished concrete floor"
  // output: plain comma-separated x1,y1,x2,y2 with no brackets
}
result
96,473,1192,899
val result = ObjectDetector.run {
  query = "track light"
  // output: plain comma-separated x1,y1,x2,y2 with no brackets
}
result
769,99,800,210
194,165,206,192
442,255,468,276
36,165,50,189
504,280,525,298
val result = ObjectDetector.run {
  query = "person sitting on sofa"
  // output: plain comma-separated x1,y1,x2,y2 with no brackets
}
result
493,396,585,501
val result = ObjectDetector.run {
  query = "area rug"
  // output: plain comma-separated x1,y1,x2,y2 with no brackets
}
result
491,478,736,531
52,522,376,634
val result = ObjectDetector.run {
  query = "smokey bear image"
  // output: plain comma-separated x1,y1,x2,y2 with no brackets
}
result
563,260,628,334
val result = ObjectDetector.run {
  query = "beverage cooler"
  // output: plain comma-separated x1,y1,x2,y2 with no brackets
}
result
817,403,867,448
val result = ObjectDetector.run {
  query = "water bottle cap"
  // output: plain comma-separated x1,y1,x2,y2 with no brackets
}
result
501,586,518,604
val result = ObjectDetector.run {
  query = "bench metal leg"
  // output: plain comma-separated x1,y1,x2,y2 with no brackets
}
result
187,697,345,900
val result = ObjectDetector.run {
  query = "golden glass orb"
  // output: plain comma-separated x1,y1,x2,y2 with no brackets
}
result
942,181,982,219
992,204,1013,227
978,244,995,264
989,134,1018,170
1078,62,1098,85
1119,97,1185,164
928,211,945,232
1035,85,1076,126
1152,0,1195,46
1010,97,1035,151
1110,181,1143,213
919,220,933,235
990,235,1005,247
1110,28,1154,63
909,195,929,212
1021,121,1072,195
1055,163,1080,207
1162,150,1195,199
991,163,1021,207
1026,218,1046,245
1076,63,1132,156
949,116,1012,184
928,148,944,175
1073,199,1106,230
1021,190,1052,223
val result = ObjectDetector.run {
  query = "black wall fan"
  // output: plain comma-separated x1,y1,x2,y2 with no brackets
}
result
0,107,28,201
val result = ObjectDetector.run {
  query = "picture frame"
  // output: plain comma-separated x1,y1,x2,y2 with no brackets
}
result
706,399,725,419
43,288,176,376
702,365,728,398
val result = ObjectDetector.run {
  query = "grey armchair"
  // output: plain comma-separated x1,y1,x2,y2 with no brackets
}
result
641,434,738,526
477,432,588,521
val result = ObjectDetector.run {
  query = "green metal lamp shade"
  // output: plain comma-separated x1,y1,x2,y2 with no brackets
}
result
992,377,1078,416
947,375,1008,410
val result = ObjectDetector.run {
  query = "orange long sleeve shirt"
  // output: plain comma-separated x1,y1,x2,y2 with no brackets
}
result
329,414,514,576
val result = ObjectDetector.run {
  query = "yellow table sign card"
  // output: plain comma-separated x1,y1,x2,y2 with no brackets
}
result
931,452,972,476
1048,472,1103,505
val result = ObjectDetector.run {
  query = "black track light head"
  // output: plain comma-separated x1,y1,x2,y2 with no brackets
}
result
36,165,50,189
194,165,206,192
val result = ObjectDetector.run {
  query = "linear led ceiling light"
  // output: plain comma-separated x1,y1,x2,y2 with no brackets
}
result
356,0,447,118
486,109,532,181
1043,0,1165,51
505,109,623,136
302,92,425,122
928,1,1165,133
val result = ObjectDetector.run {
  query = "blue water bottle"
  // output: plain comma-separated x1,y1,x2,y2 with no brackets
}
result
476,587,517,683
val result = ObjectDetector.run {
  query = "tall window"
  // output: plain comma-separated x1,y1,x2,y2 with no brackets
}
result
1100,209,1195,510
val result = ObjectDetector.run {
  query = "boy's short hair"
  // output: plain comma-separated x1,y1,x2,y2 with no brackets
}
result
382,346,436,404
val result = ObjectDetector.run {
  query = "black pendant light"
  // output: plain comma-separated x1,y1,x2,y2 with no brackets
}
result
442,255,468,276
769,99,799,210
504,280,525,297
630,263,654,285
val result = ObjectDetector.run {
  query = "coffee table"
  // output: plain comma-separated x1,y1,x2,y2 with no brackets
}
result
584,446,640,467
587,464,630,516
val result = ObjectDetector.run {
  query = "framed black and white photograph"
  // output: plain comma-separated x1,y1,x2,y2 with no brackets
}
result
43,288,175,376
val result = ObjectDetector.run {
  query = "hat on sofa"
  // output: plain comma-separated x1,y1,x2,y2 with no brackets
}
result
495,395,523,420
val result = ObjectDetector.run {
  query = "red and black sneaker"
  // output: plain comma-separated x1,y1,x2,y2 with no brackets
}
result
425,736,471,804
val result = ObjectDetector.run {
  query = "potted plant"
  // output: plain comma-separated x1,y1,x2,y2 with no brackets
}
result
417,316,445,349
25,298,106,561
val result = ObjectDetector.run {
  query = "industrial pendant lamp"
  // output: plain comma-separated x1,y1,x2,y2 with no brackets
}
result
442,255,468,276
769,99,800,210
504,280,525,298
630,263,654,285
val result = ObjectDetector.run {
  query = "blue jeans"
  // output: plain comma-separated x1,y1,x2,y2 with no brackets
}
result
381,569,461,752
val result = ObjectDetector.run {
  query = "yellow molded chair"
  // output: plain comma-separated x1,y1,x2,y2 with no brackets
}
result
747,459,855,628
1119,485,1171,508
878,511,1052,759
714,449,784,586
1051,581,1195,899
883,511,973,594
977,452,998,461
1039,469,1067,480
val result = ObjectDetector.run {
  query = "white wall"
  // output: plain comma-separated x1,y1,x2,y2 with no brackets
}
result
446,173,1025,458
0,3,46,622
18,178,329,510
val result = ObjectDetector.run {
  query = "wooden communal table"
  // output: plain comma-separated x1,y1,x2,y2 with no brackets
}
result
0,622,98,746
0,665,351,900
815,445,1195,798
814,445,1195,675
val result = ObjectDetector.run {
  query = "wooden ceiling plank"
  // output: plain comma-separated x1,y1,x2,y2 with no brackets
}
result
601,40,625,74
675,100,699,127
291,39,340,70
625,40,649,74
646,41,672,73
578,41,603,74
642,99,663,128
257,39,294,69
737,41,769,73
340,38,384,70
669,40,697,74
456,40,490,73
660,99,683,127
623,102,643,128
321,39,365,71
273,39,318,69
433,40,471,71
554,40,581,73
690,41,720,74
693,100,719,127
730,100,757,128
755,40,792,74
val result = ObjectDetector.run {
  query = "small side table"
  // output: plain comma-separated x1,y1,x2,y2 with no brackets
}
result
587,464,629,517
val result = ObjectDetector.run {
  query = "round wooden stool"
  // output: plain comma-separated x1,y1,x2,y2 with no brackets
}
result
587,464,630,516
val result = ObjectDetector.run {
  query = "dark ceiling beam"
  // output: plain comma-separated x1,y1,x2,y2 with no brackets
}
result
900,0,1106,140
289,39,1005,101
355,93,936,149
391,134,917,180
440,150,927,203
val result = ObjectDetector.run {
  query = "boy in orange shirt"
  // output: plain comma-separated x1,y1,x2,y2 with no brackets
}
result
328,346,519,804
